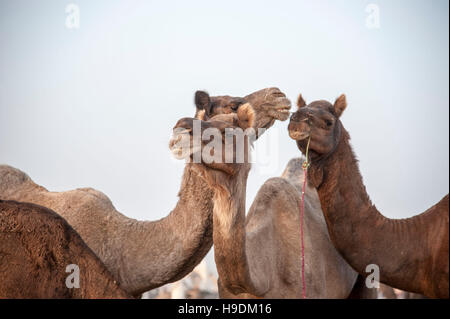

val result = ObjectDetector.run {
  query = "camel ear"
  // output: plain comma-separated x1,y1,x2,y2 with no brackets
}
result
195,91,211,114
237,103,255,129
195,110,206,120
334,94,347,117
297,94,307,110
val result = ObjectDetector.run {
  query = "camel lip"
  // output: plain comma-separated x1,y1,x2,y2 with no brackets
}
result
169,132,191,151
278,108,291,114
277,105,291,111
170,144,202,160
270,105,291,121
169,129,203,160
289,131,310,141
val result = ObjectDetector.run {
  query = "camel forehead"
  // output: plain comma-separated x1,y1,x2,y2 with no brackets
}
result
245,87,284,101
209,113,237,123
307,100,334,113
211,96,243,108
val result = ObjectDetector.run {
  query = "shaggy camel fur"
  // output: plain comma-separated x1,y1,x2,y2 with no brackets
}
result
288,94,449,298
170,105,376,298
0,200,130,298
0,88,291,297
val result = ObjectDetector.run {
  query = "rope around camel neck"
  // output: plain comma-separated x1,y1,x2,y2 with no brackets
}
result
300,135,311,299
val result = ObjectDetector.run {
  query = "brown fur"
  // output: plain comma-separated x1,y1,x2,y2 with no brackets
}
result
0,200,130,299
288,94,449,298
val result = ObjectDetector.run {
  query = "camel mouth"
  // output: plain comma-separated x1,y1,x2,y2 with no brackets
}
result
278,108,291,116
170,145,202,160
270,105,292,121
169,128,207,160
277,106,291,114
169,131,196,160
289,130,310,141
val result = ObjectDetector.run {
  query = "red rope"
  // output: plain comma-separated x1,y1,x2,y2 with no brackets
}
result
300,163,308,299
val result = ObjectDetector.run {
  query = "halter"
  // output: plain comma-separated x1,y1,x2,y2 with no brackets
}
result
300,135,311,299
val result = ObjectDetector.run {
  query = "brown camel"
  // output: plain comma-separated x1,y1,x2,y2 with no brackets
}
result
0,200,130,298
170,104,376,298
288,93,449,298
0,88,291,297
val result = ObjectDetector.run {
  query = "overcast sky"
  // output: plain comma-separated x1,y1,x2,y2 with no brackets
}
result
1,0,448,275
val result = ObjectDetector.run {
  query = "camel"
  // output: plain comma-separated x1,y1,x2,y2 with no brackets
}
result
0,88,291,297
0,200,130,298
288,93,449,298
169,104,377,298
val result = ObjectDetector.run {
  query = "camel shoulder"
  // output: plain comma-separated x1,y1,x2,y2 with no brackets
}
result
281,157,305,188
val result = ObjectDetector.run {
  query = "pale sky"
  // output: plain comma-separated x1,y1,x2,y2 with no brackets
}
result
0,0,448,275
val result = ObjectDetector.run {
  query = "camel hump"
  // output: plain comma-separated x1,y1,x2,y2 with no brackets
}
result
0,165,33,195
249,177,301,219
281,158,305,187
0,200,130,298
76,187,116,210
0,199,73,233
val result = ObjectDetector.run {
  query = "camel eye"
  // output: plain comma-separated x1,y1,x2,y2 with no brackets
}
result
325,120,333,127
231,101,244,111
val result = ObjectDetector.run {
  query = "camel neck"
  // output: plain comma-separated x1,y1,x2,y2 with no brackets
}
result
119,164,214,295
211,165,268,296
312,128,428,292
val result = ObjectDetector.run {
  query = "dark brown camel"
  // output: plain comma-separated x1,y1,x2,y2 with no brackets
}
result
0,200,131,298
288,94,449,298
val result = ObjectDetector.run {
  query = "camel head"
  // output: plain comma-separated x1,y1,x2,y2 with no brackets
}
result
244,87,292,130
195,91,247,120
195,88,291,133
288,93,347,161
170,103,256,176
